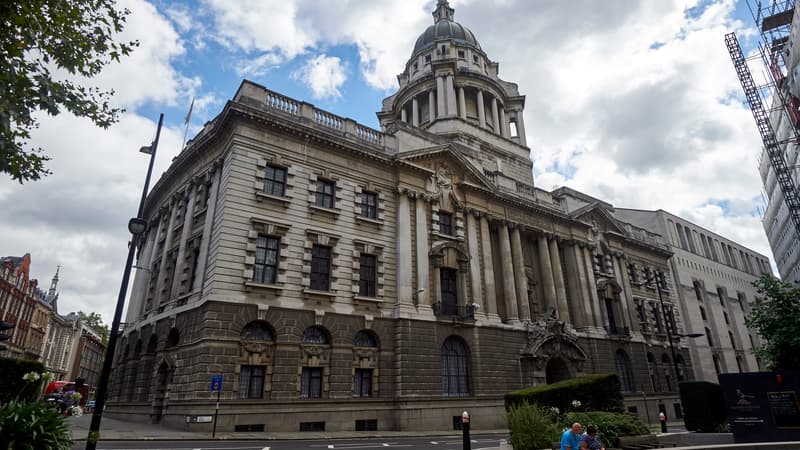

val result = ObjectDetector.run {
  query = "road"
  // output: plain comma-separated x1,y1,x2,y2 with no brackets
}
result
71,434,506,450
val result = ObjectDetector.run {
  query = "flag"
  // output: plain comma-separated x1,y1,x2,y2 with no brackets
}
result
184,98,195,125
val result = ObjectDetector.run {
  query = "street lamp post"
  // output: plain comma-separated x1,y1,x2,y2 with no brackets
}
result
86,113,163,450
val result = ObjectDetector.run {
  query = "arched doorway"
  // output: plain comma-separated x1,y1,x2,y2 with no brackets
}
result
545,357,571,384
151,360,173,424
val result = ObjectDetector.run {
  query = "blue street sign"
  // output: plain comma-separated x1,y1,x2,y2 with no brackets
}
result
210,374,223,392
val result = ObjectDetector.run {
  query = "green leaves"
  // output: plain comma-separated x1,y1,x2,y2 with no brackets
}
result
746,274,800,370
0,0,138,183
0,401,72,450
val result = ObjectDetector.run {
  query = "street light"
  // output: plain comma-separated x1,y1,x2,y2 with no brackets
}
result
634,272,698,383
86,113,163,450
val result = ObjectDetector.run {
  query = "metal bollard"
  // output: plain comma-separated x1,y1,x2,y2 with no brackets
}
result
461,411,471,450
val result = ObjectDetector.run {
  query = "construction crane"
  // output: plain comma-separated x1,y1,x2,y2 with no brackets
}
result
725,32,800,236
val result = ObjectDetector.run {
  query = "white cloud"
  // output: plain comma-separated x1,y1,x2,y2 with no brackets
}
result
235,53,284,78
292,54,347,99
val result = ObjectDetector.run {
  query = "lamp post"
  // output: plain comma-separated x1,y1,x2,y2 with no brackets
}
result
86,113,163,450
635,273,702,383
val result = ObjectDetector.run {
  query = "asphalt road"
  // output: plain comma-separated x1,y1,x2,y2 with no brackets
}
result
71,434,506,450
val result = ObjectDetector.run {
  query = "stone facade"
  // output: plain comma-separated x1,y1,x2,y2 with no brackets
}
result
615,209,769,382
110,1,697,431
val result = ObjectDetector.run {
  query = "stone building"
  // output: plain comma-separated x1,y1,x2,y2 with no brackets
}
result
616,209,769,381
110,1,694,431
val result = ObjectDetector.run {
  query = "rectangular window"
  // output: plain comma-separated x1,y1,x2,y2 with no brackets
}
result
439,212,453,235
627,264,638,284
457,50,465,59
355,419,377,431
300,421,325,432
425,54,432,63
360,191,378,219
300,367,323,398
238,365,265,399
310,245,332,291
653,305,663,333
315,179,335,208
358,254,377,297
263,165,287,196
254,235,279,284
353,368,373,398
440,268,458,314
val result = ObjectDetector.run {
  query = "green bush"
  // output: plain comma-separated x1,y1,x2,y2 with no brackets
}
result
0,400,72,449
0,357,46,404
507,401,562,450
679,381,726,432
505,373,624,413
562,411,650,448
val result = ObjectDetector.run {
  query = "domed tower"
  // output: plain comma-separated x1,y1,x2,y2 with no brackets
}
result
379,0,528,150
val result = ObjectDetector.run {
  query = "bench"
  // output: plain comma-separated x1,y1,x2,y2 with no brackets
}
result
617,434,675,450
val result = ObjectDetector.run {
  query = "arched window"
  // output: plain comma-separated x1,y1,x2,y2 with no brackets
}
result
302,326,329,344
241,321,273,341
353,330,377,348
647,352,659,391
441,336,470,397
133,339,142,357
615,350,635,392
166,328,179,348
661,354,672,391
675,355,688,381
146,334,157,353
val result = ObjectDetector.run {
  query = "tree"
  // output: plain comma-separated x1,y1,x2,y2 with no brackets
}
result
0,0,138,183
746,274,800,370
78,311,109,345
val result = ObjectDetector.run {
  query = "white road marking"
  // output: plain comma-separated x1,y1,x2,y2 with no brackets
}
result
430,441,439,445
328,445,335,449
383,444,390,447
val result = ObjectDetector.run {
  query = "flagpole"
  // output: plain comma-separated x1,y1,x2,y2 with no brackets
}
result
180,98,195,150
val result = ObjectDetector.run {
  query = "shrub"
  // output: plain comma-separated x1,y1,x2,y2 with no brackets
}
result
0,357,46,404
505,373,624,413
0,400,72,449
562,411,650,448
506,401,562,450
679,381,726,432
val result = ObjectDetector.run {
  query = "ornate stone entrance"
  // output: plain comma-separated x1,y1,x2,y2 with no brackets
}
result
520,319,588,386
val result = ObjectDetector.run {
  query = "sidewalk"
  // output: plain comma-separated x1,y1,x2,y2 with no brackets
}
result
67,414,510,442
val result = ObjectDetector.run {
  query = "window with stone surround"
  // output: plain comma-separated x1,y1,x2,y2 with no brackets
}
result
244,218,289,288
440,268,458,314
315,179,335,208
355,183,386,224
238,365,265,399
353,369,373,398
627,263,639,284
300,367,323,398
254,156,294,204
253,235,280,284
439,212,453,235
311,245,332,291
351,241,384,301
432,206,464,239
615,350,635,392
441,336,470,397
360,191,378,219
358,254,377,297
263,165,287,196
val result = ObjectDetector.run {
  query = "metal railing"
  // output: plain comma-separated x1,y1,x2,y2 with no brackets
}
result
433,302,477,320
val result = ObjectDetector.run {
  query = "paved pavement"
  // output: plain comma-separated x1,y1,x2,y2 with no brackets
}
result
67,414,509,444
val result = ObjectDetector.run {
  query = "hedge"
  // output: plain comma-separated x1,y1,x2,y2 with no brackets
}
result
562,411,650,448
679,381,726,432
505,373,625,413
0,357,47,404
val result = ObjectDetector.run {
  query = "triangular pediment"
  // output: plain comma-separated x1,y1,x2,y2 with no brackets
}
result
570,203,626,236
396,144,495,191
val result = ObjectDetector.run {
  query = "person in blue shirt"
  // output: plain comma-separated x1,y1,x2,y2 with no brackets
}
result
561,422,583,450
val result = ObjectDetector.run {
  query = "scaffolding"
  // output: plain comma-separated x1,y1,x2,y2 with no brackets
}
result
725,0,800,236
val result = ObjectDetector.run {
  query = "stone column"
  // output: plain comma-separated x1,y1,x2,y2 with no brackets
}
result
170,185,197,299
537,236,557,317
499,108,508,138
458,87,466,120
428,90,436,123
415,196,429,307
446,74,457,116
614,254,634,330
515,110,527,146
510,226,531,322
467,212,484,315
400,107,407,123
582,246,602,327
498,224,520,324
436,76,445,118
412,97,419,127
126,225,157,321
155,200,179,304
571,244,591,328
396,191,414,308
491,97,500,134
562,242,583,328
194,167,220,293
477,90,486,128
549,238,570,323
479,216,499,319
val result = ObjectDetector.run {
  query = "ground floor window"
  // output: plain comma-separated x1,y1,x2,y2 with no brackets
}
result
238,365,265,399
301,367,323,398
353,368,373,397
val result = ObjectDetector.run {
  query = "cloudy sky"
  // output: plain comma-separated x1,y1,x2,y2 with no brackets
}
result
0,0,773,324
